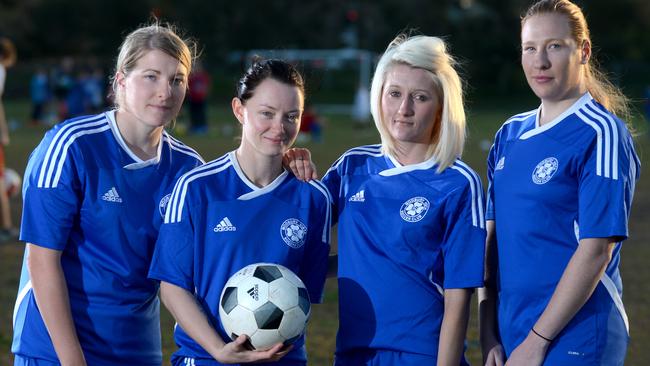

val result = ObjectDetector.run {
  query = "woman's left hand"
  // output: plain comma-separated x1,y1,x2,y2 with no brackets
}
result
504,332,549,366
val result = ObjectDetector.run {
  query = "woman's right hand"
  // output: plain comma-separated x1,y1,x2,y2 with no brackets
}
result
216,334,292,364
282,148,318,181
483,342,506,366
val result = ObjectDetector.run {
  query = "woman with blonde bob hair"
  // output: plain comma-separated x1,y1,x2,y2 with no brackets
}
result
287,33,485,366
370,34,466,172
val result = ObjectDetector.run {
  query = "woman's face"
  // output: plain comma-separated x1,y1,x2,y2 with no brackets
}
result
117,49,187,128
233,78,303,158
381,64,440,146
521,13,589,104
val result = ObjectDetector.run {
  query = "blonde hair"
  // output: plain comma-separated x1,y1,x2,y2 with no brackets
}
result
0,38,17,67
522,0,630,120
111,22,196,108
370,34,466,172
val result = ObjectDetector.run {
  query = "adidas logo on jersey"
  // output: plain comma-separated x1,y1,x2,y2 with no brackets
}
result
247,284,259,301
214,217,237,232
349,190,365,202
101,187,123,203
495,157,505,171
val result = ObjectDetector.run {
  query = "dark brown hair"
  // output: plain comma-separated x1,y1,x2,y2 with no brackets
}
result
236,58,305,104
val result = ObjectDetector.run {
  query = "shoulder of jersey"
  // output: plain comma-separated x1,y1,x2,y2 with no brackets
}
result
448,160,483,189
326,144,383,174
46,112,111,139
37,113,112,188
162,131,205,164
174,153,232,191
449,159,485,228
304,179,333,206
164,154,233,223
497,109,537,141
573,99,631,144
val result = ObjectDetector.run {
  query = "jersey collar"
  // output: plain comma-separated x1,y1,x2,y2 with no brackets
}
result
520,92,592,140
228,151,289,200
379,152,438,176
105,110,164,169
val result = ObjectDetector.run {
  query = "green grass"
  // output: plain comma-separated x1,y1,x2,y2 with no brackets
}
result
1,100,649,365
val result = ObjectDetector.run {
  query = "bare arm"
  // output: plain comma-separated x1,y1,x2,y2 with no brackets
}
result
437,288,472,366
160,281,290,364
505,237,616,366
27,244,86,366
478,220,505,365
0,99,10,145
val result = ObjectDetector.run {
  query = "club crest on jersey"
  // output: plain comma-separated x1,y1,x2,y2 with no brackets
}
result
532,157,559,184
400,196,430,223
280,218,307,249
159,193,172,218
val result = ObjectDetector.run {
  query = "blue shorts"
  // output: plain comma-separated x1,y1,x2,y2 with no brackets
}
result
335,349,459,366
171,354,305,366
14,355,60,366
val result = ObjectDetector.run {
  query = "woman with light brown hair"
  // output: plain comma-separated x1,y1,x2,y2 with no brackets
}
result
12,23,204,365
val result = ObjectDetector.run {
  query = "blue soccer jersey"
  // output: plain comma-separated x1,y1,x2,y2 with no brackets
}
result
148,151,331,366
12,111,204,365
323,144,485,361
486,93,640,365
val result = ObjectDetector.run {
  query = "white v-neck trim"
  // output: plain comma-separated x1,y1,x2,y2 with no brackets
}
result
379,152,438,176
229,151,289,200
520,92,592,140
106,110,163,169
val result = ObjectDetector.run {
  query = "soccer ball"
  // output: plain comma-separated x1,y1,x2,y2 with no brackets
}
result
4,168,21,197
219,263,311,350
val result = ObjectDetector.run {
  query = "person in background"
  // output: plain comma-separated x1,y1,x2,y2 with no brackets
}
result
297,103,323,143
30,66,50,126
479,1,640,365
187,59,210,134
52,57,74,121
0,37,18,241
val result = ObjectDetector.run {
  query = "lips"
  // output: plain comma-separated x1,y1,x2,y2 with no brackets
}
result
149,105,172,110
264,136,285,144
533,76,553,83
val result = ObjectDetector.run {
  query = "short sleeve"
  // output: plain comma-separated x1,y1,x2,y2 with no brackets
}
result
578,132,640,241
20,129,82,250
442,173,486,289
148,178,195,291
322,160,343,225
298,181,332,303
485,130,500,221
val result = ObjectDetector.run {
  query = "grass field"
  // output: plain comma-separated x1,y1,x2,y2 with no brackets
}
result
1,99,648,365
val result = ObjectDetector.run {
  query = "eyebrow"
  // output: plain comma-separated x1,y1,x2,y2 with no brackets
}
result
386,85,432,93
142,69,187,77
522,38,568,44
259,103,278,110
259,104,300,113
